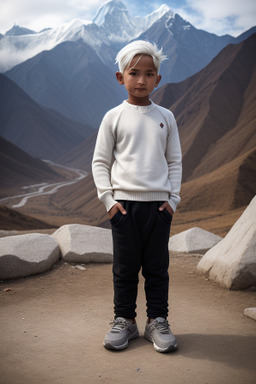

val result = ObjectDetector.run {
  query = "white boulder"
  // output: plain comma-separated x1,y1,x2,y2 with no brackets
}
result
197,196,256,289
169,227,222,254
52,224,113,263
244,308,256,321
0,233,60,280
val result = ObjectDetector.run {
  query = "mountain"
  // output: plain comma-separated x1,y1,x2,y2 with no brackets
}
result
152,33,256,210
4,40,127,127
2,1,255,126
137,12,236,83
0,1,171,72
93,0,139,40
179,149,256,212
92,1,170,41
0,137,61,194
0,74,94,159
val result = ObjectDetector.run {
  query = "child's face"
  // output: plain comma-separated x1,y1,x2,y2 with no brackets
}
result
116,54,161,106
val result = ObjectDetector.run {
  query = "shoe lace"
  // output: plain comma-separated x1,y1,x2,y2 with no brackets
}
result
110,318,129,333
154,319,171,334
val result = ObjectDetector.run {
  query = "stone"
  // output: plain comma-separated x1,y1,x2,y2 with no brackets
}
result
244,308,256,321
169,227,222,254
74,265,86,271
0,230,19,237
52,224,113,263
0,233,60,280
197,196,256,290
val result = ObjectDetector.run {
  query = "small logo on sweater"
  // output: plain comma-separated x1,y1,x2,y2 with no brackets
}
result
160,123,164,128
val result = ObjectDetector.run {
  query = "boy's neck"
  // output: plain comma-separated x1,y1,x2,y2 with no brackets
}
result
127,96,151,106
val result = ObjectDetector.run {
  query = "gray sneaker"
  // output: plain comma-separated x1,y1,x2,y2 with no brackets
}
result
144,317,178,353
103,317,139,350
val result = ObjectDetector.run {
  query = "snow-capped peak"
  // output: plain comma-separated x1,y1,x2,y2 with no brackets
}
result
154,4,173,17
5,24,36,36
92,0,139,42
137,4,174,31
93,0,127,27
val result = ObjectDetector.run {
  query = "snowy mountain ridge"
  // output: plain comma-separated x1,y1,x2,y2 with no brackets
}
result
0,1,184,71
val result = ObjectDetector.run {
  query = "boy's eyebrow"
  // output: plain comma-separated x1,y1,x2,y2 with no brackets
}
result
128,68,156,72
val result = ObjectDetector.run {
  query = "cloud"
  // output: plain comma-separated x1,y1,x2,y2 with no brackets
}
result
0,46,43,72
181,0,256,36
0,0,106,33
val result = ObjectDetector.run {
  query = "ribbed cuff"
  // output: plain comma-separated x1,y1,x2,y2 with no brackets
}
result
168,194,181,212
101,193,117,212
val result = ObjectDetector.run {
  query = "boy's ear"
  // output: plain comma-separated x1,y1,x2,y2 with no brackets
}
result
155,75,161,88
116,71,124,85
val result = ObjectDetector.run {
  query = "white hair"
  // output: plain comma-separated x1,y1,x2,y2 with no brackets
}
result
115,40,167,74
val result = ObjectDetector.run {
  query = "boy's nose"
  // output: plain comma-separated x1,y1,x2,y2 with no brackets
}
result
138,76,145,84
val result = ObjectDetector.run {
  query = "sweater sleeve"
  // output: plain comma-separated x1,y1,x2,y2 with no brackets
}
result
92,115,117,212
166,113,182,212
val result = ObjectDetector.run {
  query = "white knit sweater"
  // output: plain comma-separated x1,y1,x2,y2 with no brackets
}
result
92,100,182,212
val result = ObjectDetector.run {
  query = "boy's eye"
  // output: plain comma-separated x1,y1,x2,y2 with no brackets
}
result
129,72,154,77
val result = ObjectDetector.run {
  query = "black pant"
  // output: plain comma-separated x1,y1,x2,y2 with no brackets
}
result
110,201,172,319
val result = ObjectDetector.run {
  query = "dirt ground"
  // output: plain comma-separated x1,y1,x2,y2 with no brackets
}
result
0,255,255,384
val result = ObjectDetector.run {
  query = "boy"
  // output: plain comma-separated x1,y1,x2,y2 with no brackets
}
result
92,40,182,353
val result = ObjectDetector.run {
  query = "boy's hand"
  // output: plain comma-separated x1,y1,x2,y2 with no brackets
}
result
108,203,127,219
159,201,174,216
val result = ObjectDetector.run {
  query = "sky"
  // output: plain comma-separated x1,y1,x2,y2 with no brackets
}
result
0,0,255,37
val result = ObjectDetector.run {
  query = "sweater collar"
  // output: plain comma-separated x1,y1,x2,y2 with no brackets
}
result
123,100,156,113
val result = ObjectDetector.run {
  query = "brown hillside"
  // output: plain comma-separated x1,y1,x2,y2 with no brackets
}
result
179,148,256,212
0,206,55,230
56,132,97,172
50,173,109,227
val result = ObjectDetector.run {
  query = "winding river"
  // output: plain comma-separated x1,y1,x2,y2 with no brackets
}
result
0,161,88,209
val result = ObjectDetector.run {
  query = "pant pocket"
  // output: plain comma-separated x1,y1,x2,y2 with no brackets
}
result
110,210,123,225
158,208,173,224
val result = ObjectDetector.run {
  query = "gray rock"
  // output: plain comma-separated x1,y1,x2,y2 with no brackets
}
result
52,224,113,263
169,227,222,254
244,308,256,321
197,196,256,289
0,233,60,280
0,230,19,238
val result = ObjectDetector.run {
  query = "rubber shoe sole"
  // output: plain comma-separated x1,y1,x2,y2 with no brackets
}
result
104,329,139,350
103,319,139,351
144,318,178,353
144,329,178,353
